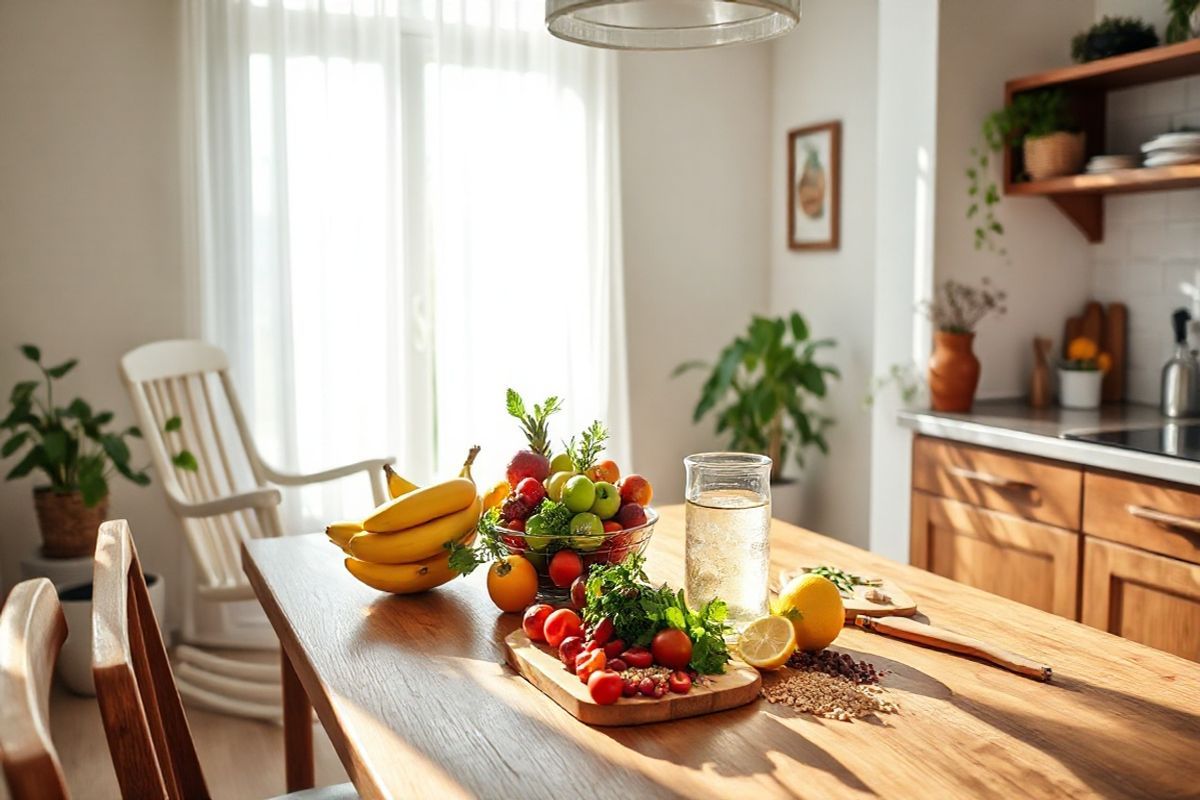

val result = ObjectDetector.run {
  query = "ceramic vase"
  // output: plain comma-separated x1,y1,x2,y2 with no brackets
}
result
929,331,981,412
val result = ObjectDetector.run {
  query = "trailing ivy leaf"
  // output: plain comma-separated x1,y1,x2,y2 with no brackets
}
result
2,431,29,457
11,381,38,405
125,426,142,438
164,416,182,433
789,311,809,342
172,450,199,471
90,411,114,427
66,398,92,421
45,359,77,379
19,344,41,363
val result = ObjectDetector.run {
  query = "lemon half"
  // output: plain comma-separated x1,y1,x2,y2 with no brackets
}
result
738,615,797,670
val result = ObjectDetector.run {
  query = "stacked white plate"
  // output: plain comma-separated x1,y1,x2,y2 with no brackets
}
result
1141,132,1200,167
1085,154,1139,173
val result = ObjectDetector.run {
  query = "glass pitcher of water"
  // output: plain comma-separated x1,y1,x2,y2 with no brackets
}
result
684,453,772,633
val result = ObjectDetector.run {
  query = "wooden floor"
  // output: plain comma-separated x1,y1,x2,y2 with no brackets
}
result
8,682,349,799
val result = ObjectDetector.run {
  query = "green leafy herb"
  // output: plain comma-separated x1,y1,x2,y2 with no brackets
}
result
506,389,562,458
446,506,509,575
527,499,572,539
564,420,608,472
584,553,731,675
802,565,881,598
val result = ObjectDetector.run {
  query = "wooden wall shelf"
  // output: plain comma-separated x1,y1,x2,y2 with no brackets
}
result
1001,40,1200,242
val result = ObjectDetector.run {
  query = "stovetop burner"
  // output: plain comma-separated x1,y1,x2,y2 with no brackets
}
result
1063,423,1200,462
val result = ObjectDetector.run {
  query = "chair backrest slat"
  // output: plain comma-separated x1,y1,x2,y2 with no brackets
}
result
0,578,69,800
92,520,210,800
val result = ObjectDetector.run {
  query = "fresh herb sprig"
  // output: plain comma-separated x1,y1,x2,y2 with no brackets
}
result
802,565,880,598
565,420,608,473
584,553,731,675
529,499,572,538
506,389,562,458
447,506,508,576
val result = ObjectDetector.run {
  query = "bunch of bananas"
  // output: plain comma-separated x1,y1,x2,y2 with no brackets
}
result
327,447,481,594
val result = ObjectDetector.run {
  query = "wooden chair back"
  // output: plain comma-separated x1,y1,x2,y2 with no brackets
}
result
120,340,282,592
92,519,210,800
0,578,70,800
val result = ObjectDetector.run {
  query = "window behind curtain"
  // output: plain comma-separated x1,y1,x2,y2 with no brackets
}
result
185,0,627,530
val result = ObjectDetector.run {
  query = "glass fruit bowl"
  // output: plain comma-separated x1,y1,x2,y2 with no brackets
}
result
496,507,658,601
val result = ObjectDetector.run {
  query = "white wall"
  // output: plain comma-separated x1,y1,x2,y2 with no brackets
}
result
0,0,187,622
618,46,772,504
1088,1,1200,403
769,0,879,547
934,0,1096,400
869,0,939,563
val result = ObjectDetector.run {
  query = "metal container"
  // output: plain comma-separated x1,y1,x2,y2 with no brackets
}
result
1161,309,1200,418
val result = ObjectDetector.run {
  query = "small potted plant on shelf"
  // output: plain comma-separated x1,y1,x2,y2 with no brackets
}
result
1072,16,1158,63
1059,337,1111,410
673,313,839,486
922,278,1007,413
1,345,150,558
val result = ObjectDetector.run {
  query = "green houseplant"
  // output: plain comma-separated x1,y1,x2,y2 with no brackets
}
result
968,88,1079,253
673,313,838,483
1072,16,1158,62
1,345,151,557
1166,1,1200,44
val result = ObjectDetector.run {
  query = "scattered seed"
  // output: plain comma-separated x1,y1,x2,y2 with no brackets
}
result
761,669,898,720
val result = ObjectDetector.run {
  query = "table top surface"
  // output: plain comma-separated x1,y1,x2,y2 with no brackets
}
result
242,505,1200,800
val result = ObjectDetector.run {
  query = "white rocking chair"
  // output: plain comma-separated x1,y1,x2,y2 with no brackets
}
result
120,339,391,719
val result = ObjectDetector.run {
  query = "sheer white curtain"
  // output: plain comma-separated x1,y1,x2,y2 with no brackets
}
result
183,0,628,529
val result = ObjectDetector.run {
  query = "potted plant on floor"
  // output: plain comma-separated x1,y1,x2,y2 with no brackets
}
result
1,345,150,557
673,313,839,495
922,279,1007,413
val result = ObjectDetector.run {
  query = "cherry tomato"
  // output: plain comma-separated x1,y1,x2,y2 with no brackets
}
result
548,550,583,588
558,635,584,668
668,671,692,694
575,649,606,684
651,628,693,670
543,609,583,648
607,657,627,673
602,520,623,533
590,617,614,645
521,604,554,642
602,638,626,659
587,669,623,705
569,576,588,610
621,646,652,669
622,678,639,697
638,676,657,697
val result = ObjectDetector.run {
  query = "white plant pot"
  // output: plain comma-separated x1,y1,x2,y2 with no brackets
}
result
57,573,166,696
1058,368,1102,410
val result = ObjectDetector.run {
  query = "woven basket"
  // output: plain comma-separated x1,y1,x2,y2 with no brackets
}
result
1023,131,1086,181
34,488,107,558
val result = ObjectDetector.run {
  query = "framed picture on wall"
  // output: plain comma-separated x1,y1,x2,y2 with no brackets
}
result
787,120,841,251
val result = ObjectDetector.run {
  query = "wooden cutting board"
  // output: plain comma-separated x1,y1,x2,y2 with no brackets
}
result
1102,302,1127,403
775,570,918,622
504,630,761,726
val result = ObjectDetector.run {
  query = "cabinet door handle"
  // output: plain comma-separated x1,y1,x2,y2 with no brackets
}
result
1125,504,1200,534
946,466,1031,491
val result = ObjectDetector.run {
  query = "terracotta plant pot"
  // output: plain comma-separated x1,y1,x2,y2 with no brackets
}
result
1023,131,1086,181
928,331,981,413
33,488,108,558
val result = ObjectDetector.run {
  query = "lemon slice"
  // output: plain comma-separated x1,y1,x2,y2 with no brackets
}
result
737,615,797,670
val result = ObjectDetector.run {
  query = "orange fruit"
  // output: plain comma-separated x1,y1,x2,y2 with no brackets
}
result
486,555,538,612
481,480,510,511
1067,337,1098,361
1097,352,1112,373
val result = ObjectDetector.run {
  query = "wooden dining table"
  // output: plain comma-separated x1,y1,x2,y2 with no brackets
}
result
241,505,1200,800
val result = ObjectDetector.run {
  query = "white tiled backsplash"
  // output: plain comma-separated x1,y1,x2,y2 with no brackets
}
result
1089,77,1200,405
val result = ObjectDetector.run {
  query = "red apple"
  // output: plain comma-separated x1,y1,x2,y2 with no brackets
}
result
507,450,550,488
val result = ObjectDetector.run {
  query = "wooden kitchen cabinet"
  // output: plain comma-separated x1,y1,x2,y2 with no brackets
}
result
1082,536,1200,662
910,492,1079,618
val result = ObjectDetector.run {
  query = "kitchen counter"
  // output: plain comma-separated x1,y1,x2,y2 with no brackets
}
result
245,506,1200,799
898,399,1200,486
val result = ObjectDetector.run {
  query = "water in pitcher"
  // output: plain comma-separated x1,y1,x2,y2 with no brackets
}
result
685,488,771,632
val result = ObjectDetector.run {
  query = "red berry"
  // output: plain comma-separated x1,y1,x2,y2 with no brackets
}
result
516,476,546,507
638,677,657,697
607,657,627,673
501,495,532,522
622,678,639,697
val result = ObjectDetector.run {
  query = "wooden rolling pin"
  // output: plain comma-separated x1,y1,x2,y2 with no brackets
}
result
855,615,1052,682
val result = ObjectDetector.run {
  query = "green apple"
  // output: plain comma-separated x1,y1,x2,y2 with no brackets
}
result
562,474,596,513
523,513,552,551
549,452,574,474
590,481,621,519
569,512,604,551
546,470,576,502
